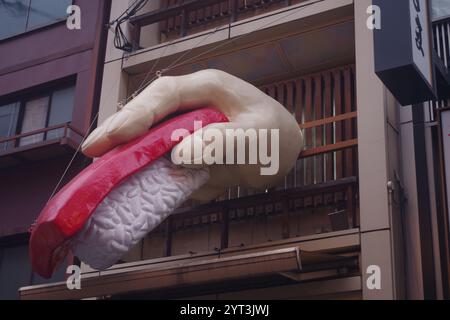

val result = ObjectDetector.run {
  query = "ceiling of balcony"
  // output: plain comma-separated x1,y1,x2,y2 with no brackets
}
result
128,20,355,90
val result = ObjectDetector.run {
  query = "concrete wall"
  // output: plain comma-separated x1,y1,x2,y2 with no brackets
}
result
355,0,406,300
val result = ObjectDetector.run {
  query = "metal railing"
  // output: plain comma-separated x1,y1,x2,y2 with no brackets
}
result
147,176,357,257
0,122,84,155
430,16,450,117
433,16,450,70
128,0,307,47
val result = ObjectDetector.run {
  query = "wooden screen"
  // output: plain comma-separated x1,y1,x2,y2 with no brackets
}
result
220,65,358,200
120,65,358,263
158,0,307,41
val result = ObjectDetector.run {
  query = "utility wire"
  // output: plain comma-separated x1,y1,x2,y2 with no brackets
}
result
47,0,325,202
110,0,149,52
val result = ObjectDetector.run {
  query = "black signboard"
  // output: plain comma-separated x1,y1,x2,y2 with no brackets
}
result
373,0,436,106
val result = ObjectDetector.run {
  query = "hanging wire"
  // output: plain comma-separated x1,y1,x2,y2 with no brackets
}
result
46,0,326,203
136,0,326,93
121,25,222,106
47,113,99,202
110,0,149,52
130,38,174,102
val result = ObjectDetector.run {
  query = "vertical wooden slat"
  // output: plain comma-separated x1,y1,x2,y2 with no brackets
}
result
230,0,239,22
281,197,290,239
285,81,294,113
189,6,197,25
295,79,304,187
229,186,239,199
220,206,229,249
164,218,173,256
324,72,334,183
346,185,355,228
334,69,343,180
213,2,221,17
304,77,313,186
344,67,353,177
267,85,276,100
167,0,176,31
160,0,170,38
180,9,188,37
285,81,295,189
312,75,323,206
221,0,229,15
294,79,304,124
174,0,183,30
198,1,206,22
314,75,324,184
350,65,358,177
238,0,246,10
205,5,213,20
277,83,285,107
273,83,284,191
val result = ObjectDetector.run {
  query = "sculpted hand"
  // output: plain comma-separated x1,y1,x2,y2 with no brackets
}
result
82,69,303,201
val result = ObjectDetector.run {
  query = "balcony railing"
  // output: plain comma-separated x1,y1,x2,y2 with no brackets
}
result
433,16,450,70
128,0,308,48
163,176,357,256
430,16,450,116
0,123,84,167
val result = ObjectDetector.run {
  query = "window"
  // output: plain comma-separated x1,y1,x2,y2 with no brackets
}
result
19,96,49,147
432,0,450,20
0,243,67,300
0,244,32,300
0,0,72,41
0,0,29,40
27,0,72,30
0,102,19,151
0,84,75,151
47,86,75,140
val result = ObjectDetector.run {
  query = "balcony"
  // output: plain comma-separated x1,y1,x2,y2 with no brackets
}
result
128,0,311,49
434,15,450,69
432,16,450,104
0,123,84,168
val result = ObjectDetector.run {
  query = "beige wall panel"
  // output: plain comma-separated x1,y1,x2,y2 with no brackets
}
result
355,0,390,232
361,230,394,299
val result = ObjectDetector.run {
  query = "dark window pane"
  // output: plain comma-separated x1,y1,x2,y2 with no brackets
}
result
0,102,20,151
19,96,49,147
0,0,30,40
0,245,32,300
27,0,71,30
47,85,75,140
31,256,68,286
432,0,450,20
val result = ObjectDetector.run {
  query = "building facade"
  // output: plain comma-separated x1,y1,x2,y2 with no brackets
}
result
0,0,110,299
14,0,450,300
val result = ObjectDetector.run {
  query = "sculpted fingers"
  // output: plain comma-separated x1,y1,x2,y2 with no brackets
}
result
81,69,254,158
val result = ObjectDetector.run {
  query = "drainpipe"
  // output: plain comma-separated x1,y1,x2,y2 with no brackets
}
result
412,103,437,299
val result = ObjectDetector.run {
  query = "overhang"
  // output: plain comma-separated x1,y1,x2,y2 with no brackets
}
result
20,229,359,300
122,0,355,84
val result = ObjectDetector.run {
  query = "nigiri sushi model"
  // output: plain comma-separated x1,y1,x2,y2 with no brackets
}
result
30,70,304,278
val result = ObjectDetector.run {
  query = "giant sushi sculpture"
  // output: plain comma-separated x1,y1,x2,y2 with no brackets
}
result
29,70,304,278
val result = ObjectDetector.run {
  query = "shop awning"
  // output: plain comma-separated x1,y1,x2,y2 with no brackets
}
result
20,246,358,300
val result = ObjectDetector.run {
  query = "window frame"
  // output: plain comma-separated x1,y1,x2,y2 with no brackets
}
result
0,82,76,150
0,102,20,151
0,0,73,42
